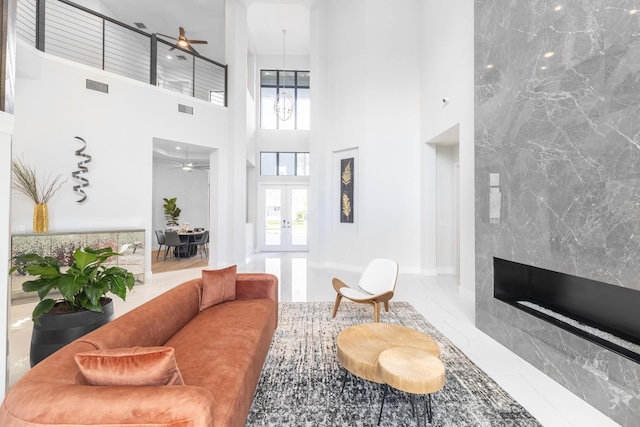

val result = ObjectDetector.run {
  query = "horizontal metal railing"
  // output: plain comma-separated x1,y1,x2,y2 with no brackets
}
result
16,0,227,106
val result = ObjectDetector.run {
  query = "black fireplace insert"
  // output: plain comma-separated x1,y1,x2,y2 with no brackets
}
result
493,257,640,363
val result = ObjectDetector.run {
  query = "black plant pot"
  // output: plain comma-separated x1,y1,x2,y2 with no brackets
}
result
30,298,114,367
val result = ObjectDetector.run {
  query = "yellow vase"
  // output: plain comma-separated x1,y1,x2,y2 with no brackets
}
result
33,203,48,233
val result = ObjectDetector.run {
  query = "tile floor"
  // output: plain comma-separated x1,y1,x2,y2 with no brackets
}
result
9,252,620,427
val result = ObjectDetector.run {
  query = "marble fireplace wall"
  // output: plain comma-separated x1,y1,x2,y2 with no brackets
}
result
474,1,640,426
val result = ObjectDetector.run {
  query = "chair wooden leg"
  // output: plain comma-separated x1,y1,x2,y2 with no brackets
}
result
332,294,343,318
384,301,390,312
373,302,381,322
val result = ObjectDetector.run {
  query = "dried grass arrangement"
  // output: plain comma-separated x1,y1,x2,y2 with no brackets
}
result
11,158,66,204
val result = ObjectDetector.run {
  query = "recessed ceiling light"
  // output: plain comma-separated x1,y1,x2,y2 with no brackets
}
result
176,147,181,150
486,64,494,69
167,55,172,59
631,9,639,15
541,66,548,70
543,51,555,58
554,6,562,11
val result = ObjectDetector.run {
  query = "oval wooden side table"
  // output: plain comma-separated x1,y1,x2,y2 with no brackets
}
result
377,346,446,426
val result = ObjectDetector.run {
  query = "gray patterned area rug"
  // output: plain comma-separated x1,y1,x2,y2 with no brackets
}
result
246,302,541,427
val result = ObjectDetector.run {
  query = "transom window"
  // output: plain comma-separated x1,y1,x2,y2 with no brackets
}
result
260,70,310,130
260,152,310,176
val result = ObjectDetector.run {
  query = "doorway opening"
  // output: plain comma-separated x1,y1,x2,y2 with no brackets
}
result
152,138,214,272
429,124,460,276
258,184,308,252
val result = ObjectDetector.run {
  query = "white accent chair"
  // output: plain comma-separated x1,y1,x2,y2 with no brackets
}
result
331,258,399,322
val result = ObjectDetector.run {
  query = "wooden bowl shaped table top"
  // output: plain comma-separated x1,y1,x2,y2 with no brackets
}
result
378,346,446,395
336,323,440,383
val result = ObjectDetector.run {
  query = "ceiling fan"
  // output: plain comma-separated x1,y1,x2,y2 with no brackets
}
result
169,147,209,172
156,27,208,55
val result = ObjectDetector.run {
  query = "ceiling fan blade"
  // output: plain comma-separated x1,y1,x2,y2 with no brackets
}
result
157,33,178,40
188,40,208,44
188,45,200,55
169,45,176,51
179,27,186,38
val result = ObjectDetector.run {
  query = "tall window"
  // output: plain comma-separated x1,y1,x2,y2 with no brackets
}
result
260,152,310,176
261,70,310,130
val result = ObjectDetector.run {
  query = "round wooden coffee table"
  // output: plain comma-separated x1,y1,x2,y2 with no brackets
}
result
377,347,446,425
336,323,440,384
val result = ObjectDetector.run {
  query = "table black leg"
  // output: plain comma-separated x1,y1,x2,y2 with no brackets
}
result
378,385,388,425
411,394,421,427
340,368,348,393
426,393,433,425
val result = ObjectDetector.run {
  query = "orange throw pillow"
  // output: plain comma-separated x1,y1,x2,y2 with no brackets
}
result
201,265,237,311
75,347,184,386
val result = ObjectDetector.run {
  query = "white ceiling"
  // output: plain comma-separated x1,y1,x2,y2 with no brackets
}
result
246,3,310,56
98,0,311,62
98,0,226,61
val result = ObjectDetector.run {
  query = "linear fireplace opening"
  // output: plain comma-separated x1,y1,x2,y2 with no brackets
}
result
493,257,640,363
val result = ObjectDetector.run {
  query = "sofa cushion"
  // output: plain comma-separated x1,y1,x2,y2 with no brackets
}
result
201,265,237,310
75,346,185,386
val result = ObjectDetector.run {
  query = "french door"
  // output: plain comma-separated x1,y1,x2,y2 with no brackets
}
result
259,185,308,251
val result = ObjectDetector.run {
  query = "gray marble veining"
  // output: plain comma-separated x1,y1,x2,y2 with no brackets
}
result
475,1,640,426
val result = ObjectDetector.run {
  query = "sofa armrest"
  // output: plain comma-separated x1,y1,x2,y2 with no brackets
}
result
236,273,279,326
0,383,213,427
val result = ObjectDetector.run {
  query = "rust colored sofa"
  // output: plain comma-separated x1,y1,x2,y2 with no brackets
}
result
0,270,279,427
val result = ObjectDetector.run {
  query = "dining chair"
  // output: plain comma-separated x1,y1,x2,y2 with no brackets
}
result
163,230,188,261
154,230,166,260
331,258,399,322
194,230,209,258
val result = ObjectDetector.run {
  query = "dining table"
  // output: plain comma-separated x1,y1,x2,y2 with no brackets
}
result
176,230,206,258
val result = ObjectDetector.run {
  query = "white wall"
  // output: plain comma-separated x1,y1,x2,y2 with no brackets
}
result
310,0,423,273
0,112,14,400
422,0,474,293
12,42,229,273
224,0,249,266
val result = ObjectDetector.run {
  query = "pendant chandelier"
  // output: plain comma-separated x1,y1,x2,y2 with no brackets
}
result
274,29,294,121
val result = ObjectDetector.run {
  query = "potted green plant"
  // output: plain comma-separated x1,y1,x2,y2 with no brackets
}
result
163,197,181,226
10,246,135,366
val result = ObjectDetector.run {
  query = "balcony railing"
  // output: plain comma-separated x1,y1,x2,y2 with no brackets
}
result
16,0,227,106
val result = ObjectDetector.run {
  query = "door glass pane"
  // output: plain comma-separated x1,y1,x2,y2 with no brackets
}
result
291,189,307,246
265,189,281,246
